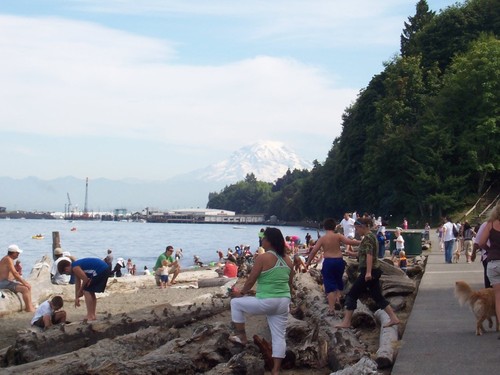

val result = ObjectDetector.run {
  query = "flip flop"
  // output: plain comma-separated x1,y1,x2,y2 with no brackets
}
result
327,310,336,317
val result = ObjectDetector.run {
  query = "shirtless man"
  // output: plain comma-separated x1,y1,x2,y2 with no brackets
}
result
306,218,360,315
0,244,35,312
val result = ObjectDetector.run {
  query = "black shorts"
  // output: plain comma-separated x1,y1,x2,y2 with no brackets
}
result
85,271,109,293
32,315,56,328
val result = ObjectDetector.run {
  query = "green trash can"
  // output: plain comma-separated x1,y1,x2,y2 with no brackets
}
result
385,229,423,256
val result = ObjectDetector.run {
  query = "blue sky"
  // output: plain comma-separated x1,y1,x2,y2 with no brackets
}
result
0,0,458,181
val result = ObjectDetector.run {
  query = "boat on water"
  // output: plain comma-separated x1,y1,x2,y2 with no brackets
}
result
32,234,44,240
232,226,246,229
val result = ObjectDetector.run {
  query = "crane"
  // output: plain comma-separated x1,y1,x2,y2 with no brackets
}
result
66,193,72,218
83,177,89,217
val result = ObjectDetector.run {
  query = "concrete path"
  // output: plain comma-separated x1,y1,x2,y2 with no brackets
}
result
392,237,499,375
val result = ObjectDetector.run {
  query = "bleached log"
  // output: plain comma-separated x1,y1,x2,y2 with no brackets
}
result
197,277,234,288
379,275,416,297
374,309,398,368
0,255,63,315
293,272,370,369
351,301,376,329
378,260,407,277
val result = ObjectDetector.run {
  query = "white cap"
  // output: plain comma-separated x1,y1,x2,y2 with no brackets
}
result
54,247,64,256
8,244,23,254
62,251,71,257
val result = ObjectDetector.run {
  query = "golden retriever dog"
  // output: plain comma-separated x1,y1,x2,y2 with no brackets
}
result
454,281,498,335
452,249,461,263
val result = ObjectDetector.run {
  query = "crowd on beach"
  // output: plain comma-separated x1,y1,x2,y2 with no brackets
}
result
2,202,499,374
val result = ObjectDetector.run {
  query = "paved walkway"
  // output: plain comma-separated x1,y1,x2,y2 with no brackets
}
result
392,237,499,375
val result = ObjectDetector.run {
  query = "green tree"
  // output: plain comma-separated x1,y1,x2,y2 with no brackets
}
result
400,0,435,57
434,34,500,194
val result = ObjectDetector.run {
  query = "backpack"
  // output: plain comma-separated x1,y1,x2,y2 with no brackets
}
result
452,224,459,238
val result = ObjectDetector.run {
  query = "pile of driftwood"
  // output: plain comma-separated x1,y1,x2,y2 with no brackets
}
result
0,255,423,374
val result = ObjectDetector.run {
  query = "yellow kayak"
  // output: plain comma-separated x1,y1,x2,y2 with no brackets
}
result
32,235,44,240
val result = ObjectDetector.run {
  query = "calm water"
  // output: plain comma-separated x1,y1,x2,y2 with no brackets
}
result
0,219,314,274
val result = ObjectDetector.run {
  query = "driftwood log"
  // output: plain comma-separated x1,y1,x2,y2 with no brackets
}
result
351,301,376,329
374,309,398,368
3,298,230,366
0,256,57,315
197,277,234,288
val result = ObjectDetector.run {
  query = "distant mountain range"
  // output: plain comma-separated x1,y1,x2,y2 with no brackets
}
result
0,141,312,212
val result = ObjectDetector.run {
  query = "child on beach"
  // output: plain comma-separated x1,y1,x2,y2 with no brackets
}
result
160,259,169,288
398,250,408,273
392,228,405,265
31,295,66,330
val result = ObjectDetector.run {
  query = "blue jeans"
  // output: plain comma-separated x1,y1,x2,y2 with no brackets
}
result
444,240,454,263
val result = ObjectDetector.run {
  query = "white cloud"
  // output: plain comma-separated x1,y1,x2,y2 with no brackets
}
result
0,15,356,154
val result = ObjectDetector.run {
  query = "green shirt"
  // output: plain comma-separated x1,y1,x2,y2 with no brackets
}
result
358,232,379,270
154,253,175,270
256,250,291,299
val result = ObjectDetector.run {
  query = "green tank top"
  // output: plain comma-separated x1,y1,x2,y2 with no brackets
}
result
256,250,291,299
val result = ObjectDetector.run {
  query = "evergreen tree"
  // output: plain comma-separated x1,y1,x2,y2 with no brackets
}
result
400,0,435,57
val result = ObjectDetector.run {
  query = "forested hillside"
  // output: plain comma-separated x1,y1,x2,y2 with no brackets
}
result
207,0,499,224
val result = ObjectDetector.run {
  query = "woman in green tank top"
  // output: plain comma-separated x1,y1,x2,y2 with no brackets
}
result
230,227,295,375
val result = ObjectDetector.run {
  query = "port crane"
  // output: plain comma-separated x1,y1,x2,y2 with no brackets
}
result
66,193,72,218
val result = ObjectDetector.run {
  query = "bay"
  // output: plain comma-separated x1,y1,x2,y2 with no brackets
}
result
0,219,317,274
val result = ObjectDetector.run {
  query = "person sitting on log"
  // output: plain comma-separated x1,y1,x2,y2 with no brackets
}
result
336,217,400,328
0,244,35,312
58,257,110,321
305,218,361,315
230,227,295,375
31,295,66,330
335,217,399,328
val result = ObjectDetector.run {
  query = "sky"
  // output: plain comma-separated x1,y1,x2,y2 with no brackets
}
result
0,0,459,181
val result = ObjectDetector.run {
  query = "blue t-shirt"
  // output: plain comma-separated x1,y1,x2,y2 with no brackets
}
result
72,258,109,278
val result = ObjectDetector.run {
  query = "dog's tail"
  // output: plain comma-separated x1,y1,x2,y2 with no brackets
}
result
454,280,473,306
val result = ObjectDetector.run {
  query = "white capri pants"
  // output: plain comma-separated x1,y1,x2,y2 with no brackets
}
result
231,296,290,358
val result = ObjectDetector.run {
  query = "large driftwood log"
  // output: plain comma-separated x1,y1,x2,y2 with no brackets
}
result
378,259,407,277
197,277,234,288
351,301,376,329
2,326,181,375
292,272,369,371
0,255,61,315
374,309,398,368
4,297,230,366
3,321,245,375
379,275,416,297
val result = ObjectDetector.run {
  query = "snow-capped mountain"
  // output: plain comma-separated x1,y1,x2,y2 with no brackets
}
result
187,140,312,183
0,141,312,211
